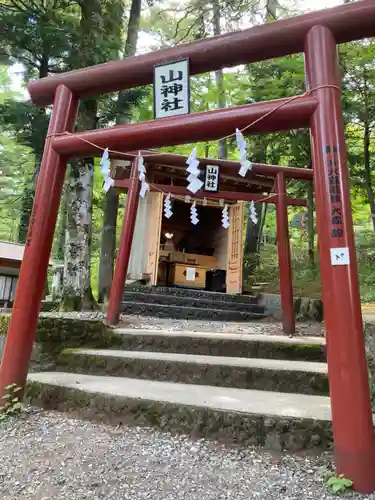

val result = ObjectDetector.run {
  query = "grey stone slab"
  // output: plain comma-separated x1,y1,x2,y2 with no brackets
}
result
114,329,326,345
120,301,265,322
123,291,262,312
73,349,328,374
110,329,327,363
28,372,332,421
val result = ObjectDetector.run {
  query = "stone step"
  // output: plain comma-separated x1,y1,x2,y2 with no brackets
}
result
58,348,329,396
120,301,266,321
112,329,327,362
125,285,258,304
123,291,262,312
27,372,332,451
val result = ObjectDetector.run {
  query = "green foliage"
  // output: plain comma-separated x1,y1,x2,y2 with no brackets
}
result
0,0,78,78
326,474,353,494
0,383,23,423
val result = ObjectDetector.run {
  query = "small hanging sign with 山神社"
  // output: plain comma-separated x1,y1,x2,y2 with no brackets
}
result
153,59,190,119
204,165,220,192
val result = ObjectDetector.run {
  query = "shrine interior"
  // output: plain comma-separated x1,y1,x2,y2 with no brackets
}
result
158,199,228,291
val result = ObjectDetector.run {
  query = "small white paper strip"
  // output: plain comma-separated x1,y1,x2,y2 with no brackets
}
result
187,173,198,183
164,193,173,218
238,160,252,177
186,161,200,175
103,177,114,192
186,147,202,193
187,147,197,164
235,128,253,177
330,247,350,266
187,177,204,194
137,151,146,176
139,181,149,198
236,128,246,152
100,148,110,172
190,202,199,225
250,200,258,225
186,267,196,281
222,204,230,229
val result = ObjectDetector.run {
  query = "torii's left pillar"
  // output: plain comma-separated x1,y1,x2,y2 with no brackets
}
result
0,85,78,395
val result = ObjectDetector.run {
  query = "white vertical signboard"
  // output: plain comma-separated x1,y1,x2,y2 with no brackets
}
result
153,59,190,119
204,165,220,192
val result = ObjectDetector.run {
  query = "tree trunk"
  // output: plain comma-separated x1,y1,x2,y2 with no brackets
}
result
18,184,35,243
265,0,278,20
56,179,69,262
363,121,375,232
98,0,142,303
60,0,103,310
212,0,227,159
60,159,96,311
61,98,98,311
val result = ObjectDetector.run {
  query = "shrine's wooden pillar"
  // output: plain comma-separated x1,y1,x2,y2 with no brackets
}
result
106,158,140,325
0,85,78,395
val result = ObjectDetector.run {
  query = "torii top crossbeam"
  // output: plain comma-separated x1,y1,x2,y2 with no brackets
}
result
28,0,375,106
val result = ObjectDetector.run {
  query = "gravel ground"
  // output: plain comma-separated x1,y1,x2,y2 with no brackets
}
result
0,410,368,500
39,311,325,337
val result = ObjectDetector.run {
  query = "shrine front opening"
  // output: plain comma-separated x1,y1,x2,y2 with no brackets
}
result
111,153,310,331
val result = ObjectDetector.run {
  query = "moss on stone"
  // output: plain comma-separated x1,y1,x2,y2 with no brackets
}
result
0,313,123,360
0,315,10,336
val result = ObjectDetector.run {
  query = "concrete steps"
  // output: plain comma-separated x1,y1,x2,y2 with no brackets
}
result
112,329,327,362
27,327,331,451
58,348,328,395
125,285,258,304
123,291,261,312
120,301,265,321
27,372,332,451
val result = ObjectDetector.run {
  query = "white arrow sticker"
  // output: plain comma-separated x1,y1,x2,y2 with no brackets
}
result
330,247,350,266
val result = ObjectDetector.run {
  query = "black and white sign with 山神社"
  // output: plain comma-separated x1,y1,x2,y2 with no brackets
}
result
204,165,220,192
153,59,190,119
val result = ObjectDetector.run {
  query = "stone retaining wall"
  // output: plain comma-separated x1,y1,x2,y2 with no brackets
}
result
0,315,122,372
259,293,323,322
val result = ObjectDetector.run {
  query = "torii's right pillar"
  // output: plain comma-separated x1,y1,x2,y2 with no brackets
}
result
305,25,375,493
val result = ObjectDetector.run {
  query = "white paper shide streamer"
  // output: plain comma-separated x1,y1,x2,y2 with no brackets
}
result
190,202,199,225
164,193,173,219
236,128,252,177
249,200,258,225
100,148,114,192
137,151,149,198
222,204,230,229
186,147,203,194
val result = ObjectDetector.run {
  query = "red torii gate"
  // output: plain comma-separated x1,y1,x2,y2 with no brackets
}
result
1,0,375,492
110,153,312,333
